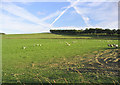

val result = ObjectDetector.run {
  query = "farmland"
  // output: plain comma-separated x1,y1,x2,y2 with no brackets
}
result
2,33,119,84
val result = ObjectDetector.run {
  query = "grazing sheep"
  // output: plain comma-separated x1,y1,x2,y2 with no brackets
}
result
36,44,39,46
66,42,68,44
66,42,70,46
37,44,42,46
107,44,113,47
67,43,70,46
23,46,26,49
113,44,116,46
34,44,42,46
108,44,118,48
39,44,42,46
113,44,118,48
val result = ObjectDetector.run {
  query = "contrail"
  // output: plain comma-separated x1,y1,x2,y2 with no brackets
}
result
69,0,91,27
73,6,91,27
50,0,79,26
51,0,91,27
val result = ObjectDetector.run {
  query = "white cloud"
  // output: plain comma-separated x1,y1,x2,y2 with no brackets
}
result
0,13,49,34
0,3,54,34
73,2,118,29
87,2,104,7
2,3,50,27
95,21,118,29
41,11,61,21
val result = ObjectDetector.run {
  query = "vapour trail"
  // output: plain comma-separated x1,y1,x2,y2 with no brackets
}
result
73,6,91,27
68,0,91,27
50,0,79,26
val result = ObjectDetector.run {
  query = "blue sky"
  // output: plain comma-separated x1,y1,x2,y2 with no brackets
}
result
0,1,118,34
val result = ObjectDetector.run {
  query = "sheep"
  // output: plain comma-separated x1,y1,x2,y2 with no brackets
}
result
39,44,42,46
67,43,70,46
37,44,42,46
66,42,68,44
113,44,118,48
36,44,39,46
34,44,42,46
108,44,118,48
107,44,113,47
66,42,70,46
23,46,26,49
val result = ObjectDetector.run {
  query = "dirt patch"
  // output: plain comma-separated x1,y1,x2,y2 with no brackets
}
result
59,49,120,78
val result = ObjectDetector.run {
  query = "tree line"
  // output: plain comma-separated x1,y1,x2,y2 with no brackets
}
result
50,28,120,35
0,33,5,35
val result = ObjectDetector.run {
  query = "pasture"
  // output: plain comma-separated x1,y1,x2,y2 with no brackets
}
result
2,33,119,84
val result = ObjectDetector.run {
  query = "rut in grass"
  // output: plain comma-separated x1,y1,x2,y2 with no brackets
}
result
62,49,119,76
3,49,119,83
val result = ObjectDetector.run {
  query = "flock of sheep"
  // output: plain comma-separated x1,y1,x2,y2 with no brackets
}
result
22,42,72,50
22,44,42,49
22,42,118,50
108,44,118,48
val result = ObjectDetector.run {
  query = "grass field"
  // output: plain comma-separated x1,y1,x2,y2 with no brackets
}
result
2,33,92,39
2,33,119,84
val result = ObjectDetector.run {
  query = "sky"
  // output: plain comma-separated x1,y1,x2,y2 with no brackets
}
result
0,1,118,34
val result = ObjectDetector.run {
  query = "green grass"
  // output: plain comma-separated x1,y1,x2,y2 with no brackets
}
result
2,33,92,39
2,33,119,84
2,33,118,40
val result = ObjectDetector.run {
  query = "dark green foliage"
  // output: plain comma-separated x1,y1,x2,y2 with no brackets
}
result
50,28,119,36
50,29,77,35
0,33,5,35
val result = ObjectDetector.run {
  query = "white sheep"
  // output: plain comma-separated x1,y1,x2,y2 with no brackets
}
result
66,42,70,46
33,44,42,46
39,44,42,46
36,44,39,46
23,46,26,49
107,44,113,47
67,43,70,46
37,44,42,46
113,44,118,48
